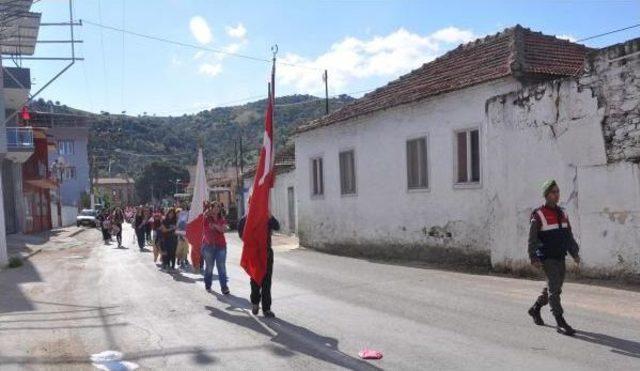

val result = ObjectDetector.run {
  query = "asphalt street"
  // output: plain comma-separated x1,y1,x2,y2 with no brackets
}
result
0,225,639,370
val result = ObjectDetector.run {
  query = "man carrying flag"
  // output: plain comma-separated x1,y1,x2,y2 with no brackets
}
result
239,48,280,318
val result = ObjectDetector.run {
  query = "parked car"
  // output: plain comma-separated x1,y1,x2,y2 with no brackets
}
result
76,209,99,228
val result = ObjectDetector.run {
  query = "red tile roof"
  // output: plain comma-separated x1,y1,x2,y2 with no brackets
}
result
243,143,295,178
297,25,590,133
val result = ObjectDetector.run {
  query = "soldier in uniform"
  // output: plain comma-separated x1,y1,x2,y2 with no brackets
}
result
527,179,581,336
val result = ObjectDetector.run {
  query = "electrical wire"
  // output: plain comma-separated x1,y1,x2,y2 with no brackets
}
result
576,23,640,42
82,19,321,71
96,0,109,107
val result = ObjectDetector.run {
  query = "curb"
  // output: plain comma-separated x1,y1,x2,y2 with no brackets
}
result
67,228,87,238
23,248,43,260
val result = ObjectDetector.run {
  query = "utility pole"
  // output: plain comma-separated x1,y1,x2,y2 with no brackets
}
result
238,132,245,216
89,154,96,209
323,69,329,115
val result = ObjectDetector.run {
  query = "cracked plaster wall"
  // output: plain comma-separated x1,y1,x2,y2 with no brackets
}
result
485,38,640,275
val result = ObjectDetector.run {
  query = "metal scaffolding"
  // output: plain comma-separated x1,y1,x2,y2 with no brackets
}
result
1,0,83,126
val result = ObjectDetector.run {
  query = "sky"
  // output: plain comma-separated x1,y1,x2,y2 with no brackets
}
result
21,0,640,116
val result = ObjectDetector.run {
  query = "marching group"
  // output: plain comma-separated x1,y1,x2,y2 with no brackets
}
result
95,201,281,318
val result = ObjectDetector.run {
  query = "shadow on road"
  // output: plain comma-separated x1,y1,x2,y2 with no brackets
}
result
170,271,203,284
0,259,43,313
205,292,383,370
574,330,640,359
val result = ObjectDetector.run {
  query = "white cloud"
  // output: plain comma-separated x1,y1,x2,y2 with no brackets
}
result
190,16,212,44
222,42,243,55
557,34,577,42
279,26,477,93
226,23,247,39
431,26,476,43
199,63,222,77
195,41,247,77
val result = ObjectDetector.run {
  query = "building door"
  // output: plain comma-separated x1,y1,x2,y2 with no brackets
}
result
287,186,295,234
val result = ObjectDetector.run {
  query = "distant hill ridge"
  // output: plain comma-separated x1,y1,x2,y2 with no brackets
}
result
30,94,356,177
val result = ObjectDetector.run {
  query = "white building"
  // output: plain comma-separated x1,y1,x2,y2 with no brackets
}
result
294,26,640,276
243,144,297,234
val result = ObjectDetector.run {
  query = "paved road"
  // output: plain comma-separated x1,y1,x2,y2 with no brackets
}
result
1,225,639,370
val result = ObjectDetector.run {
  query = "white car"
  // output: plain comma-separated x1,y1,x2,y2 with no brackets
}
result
76,209,99,228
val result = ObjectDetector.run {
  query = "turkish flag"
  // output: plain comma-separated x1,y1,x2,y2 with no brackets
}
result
186,148,207,270
240,83,275,285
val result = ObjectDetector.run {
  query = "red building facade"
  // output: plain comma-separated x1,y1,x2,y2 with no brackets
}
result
21,128,55,233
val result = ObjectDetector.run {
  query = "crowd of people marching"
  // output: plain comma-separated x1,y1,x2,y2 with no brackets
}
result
95,201,280,317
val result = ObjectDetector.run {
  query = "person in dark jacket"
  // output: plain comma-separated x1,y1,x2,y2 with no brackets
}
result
134,207,147,252
98,209,111,243
111,208,125,248
160,208,179,271
238,214,280,318
527,179,581,336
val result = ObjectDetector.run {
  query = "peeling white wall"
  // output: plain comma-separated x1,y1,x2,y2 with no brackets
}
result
295,77,521,260
486,38,640,274
243,169,297,234
294,38,640,274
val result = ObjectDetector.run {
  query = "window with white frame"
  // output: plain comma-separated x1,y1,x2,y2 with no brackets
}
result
58,140,74,155
407,137,428,189
310,157,324,196
455,128,481,184
339,150,356,195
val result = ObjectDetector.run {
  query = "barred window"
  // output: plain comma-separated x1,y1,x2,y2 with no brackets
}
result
407,137,428,189
311,157,324,196
339,150,356,195
455,129,480,184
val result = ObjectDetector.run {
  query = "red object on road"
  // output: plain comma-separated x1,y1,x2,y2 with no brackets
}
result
358,349,383,360
241,65,276,286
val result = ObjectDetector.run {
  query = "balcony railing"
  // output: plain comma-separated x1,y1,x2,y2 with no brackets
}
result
6,127,34,150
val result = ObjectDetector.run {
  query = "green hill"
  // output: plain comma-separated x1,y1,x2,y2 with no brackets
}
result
32,94,355,179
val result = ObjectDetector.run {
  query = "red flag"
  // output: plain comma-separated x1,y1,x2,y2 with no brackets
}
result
186,148,207,269
241,82,275,285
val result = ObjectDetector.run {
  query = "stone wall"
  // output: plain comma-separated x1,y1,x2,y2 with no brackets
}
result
580,38,640,162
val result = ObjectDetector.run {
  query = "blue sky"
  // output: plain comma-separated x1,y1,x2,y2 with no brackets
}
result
25,0,640,116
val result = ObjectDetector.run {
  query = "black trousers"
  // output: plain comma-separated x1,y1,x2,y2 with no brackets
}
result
163,238,177,269
101,227,110,242
251,247,274,311
135,229,146,250
115,224,122,246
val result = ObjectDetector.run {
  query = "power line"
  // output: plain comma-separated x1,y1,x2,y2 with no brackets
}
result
96,0,109,107
112,148,193,158
577,23,640,42
82,19,322,71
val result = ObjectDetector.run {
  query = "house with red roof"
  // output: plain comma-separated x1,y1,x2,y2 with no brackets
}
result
293,25,640,275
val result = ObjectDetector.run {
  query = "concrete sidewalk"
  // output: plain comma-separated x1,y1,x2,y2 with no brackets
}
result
5,226,92,260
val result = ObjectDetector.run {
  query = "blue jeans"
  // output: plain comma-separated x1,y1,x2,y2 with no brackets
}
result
202,244,228,290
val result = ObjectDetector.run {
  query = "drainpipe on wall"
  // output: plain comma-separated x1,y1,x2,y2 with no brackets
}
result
0,61,9,265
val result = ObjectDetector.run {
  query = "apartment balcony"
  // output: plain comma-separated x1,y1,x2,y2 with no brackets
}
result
5,127,34,163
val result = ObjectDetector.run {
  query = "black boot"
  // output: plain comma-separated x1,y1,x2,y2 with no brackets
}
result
528,304,544,326
555,315,576,336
